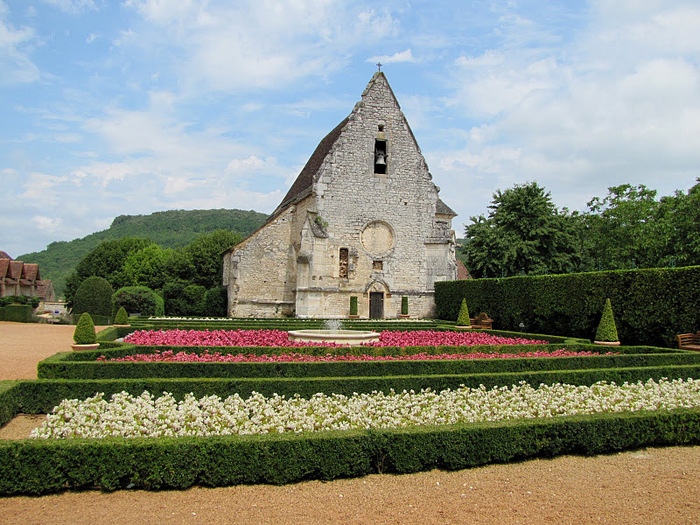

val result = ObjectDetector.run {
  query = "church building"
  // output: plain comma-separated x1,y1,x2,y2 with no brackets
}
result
222,72,457,318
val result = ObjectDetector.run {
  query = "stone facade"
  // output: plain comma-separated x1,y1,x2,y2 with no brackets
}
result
222,72,456,318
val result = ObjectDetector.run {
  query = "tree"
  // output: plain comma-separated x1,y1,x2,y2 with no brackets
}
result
462,182,580,278
653,179,700,267
65,238,154,305
118,244,173,290
581,184,660,270
72,276,114,318
182,230,243,288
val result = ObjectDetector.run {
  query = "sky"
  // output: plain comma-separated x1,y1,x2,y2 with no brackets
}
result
2,0,699,258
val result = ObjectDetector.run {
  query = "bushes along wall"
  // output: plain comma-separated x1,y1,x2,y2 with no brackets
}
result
435,266,700,347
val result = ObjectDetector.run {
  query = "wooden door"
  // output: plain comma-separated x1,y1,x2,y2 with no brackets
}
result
369,292,384,319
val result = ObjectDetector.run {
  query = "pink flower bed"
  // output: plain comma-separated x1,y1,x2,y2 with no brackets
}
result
122,329,549,348
100,348,616,363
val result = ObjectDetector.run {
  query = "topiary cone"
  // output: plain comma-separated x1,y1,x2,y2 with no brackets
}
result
456,298,471,327
73,312,97,345
594,298,620,345
114,306,129,326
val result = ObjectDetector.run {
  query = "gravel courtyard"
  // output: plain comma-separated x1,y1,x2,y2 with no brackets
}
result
1,321,699,524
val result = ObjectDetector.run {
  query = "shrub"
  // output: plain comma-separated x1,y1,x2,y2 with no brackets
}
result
595,298,619,343
114,306,129,325
184,285,207,316
401,296,409,316
0,296,40,308
435,266,700,347
73,313,97,344
456,298,470,326
113,286,163,317
72,276,113,318
163,283,188,316
203,287,228,317
350,296,358,316
1,305,32,323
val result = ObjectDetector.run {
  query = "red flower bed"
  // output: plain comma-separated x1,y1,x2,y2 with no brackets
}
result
122,329,549,348
100,348,616,363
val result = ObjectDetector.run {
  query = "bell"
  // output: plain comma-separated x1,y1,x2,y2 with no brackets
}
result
375,152,386,166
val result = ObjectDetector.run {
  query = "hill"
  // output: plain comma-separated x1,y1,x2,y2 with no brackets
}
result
17,209,268,297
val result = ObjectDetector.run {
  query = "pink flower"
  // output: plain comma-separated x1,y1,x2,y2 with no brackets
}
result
101,347,617,363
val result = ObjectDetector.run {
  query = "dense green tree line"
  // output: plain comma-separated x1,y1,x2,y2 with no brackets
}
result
65,230,242,316
18,209,267,296
462,179,700,278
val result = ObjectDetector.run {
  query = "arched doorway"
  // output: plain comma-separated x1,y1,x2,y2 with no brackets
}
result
365,280,389,319
369,292,384,319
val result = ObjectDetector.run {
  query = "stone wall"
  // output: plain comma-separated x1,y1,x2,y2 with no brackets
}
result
224,73,455,319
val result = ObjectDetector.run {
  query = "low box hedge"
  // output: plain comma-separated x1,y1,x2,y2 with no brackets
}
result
1,406,698,495
11,363,700,414
36,345,700,380
0,305,33,323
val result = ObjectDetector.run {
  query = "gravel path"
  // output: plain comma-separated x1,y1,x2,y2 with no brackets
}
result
1,321,699,524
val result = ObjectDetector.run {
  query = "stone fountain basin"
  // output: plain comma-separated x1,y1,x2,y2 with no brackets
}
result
288,329,380,345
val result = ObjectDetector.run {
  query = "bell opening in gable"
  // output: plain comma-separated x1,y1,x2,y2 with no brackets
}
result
374,139,387,174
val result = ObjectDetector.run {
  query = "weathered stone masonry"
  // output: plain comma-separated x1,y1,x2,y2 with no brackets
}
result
222,72,456,318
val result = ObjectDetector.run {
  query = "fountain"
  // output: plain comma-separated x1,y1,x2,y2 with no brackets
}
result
288,319,380,345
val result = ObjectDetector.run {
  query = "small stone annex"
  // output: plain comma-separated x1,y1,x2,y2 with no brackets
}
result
222,72,457,318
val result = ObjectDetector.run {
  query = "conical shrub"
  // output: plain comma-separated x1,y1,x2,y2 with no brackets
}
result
114,306,129,325
595,298,619,342
73,312,97,344
456,298,471,326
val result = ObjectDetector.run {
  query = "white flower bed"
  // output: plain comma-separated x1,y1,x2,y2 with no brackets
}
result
30,378,700,439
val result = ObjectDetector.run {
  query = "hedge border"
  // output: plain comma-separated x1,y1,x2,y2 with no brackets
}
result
1,407,698,495
36,345,700,380
7,363,700,415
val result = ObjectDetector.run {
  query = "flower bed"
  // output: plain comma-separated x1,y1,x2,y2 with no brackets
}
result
31,378,700,439
99,348,615,363
123,329,548,348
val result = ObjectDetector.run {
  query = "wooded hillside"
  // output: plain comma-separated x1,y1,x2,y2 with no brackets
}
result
18,209,268,296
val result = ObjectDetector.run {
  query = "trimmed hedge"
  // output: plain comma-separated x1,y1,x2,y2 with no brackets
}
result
128,317,443,332
1,406,698,495
36,346,700,380
12,363,700,414
0,304,33,323
435,266,700,347
113,286,164,317
72,276,113,319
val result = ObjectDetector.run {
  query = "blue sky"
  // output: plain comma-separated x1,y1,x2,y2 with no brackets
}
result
2,0,699,258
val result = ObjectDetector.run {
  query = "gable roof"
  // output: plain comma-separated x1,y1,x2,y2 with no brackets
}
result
268,72,415,223
224,72,454,256
269,117,349,221
22,263,40,281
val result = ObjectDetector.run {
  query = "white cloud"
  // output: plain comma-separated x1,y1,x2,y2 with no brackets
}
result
0,2,40,84
122,0,401,93
439,0,700,220
31,215,62,233
367,49,415,65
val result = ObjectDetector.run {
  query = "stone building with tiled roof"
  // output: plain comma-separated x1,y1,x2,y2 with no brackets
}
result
0,253,56,302
222,72,456,318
